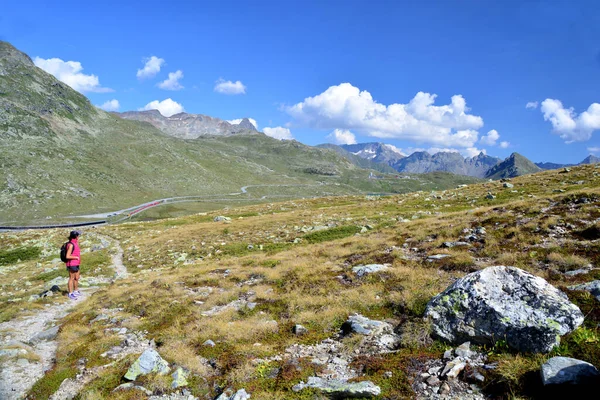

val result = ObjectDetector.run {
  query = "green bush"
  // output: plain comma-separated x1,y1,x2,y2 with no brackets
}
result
303,225,361,244
0,246,41,266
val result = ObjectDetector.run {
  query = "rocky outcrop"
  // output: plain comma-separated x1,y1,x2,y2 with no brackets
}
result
118,111,258,139
541,356,600,385
425,266,584,353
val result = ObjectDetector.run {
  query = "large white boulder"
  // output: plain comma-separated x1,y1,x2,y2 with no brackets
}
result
425,266,584,353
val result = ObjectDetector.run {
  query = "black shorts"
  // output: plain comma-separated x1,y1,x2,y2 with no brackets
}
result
67,265,80,273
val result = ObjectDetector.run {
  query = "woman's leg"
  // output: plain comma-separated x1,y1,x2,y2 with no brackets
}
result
68,270,75,293
73,271,80,292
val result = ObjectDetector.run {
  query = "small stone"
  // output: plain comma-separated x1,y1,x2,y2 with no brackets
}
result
455,342,474,358
541,356,600,385
442,358,467,379
203,340,216,347
292,324,308,336
439,382,450,395
383,371,393,378
443,349,453,360
426,375,440,386
124,348,170,380
503,182,514,188
171,367,188,388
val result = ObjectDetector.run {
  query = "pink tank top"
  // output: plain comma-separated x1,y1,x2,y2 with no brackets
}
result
66,239,80,267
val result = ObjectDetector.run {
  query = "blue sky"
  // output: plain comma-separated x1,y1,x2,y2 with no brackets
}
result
2,0,600,163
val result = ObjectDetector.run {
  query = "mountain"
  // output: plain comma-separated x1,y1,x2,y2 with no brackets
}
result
316,144,398,173
535,162,574,170
391,151,500,178
339,142,501,178
339,142,405,166
117,110,258,139
0,41,481,224
579,155,600,165
485,152,542,179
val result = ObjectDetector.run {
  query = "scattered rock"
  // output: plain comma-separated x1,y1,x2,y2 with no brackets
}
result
341,314,387,336
455,342,475,358
214,216,231,222
425,266,584,353
503,183,514,188
292,324,308,336
568,281,600,301
427,254,451,261
352,263,390,277
28,326,59,345
216,389,251,400
203,339,216,347
171,367,188,388
114,383,153,396
124,348,170,380
442,358,467,379
442,241,470,248
292,377,381,398
541,356,600,385
485,193,496,200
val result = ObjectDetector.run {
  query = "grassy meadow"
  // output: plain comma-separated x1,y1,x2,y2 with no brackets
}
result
2,164,600,399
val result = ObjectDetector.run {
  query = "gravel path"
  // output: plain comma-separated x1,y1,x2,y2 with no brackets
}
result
0,235,125,399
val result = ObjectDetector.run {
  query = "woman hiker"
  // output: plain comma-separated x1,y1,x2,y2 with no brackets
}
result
65,230,82,300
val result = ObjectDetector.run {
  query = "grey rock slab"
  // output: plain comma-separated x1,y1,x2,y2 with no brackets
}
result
124,348,170,380
425,266,583,353
568,280,600,301
442,241,470,248
292,377,381,398
352,263,390,277
442,358,467,379
428,254,451,261
541,356,600,385
341,314,389,336
28,326,59,344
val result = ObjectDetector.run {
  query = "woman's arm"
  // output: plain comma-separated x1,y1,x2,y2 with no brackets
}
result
66,243,79,261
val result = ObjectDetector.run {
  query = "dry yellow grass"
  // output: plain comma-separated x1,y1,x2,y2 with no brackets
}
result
5,164,600,399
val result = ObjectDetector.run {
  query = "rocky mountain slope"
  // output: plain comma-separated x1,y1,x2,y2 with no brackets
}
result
117,110,258,139
340,142,406,166
316,144,398,174
0,41,479,224
485,152,543,179
392,151,501,178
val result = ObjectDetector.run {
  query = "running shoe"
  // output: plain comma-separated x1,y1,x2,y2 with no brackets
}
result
68,293,78,300
73,290,81,296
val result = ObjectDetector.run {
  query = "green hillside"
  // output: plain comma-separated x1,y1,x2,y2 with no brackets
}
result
0,41,480,224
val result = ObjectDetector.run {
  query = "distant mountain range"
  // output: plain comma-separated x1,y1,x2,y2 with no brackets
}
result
322,142,599,179
117,110,258,139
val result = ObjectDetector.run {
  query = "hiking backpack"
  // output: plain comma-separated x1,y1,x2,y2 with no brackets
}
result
60,241,73,263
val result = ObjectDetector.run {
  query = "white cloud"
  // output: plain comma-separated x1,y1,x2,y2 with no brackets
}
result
398,146,484,158
526,101,539,109
499,141,510,148
286,83,486,148
98,99,120,111
157,70,184,90
33,57,112,93
263,126,293,140
137,56,165,79
139,98,184,117
228,118,258,129
479,129,500,146
214,79,246,95
327,129,356,145
540,99,600,142
588,146,600,153
462,147,486,158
